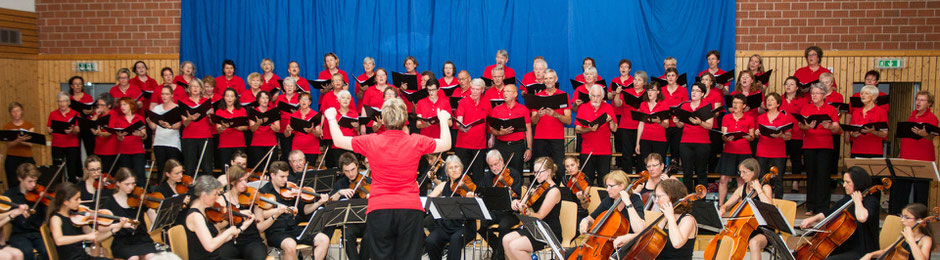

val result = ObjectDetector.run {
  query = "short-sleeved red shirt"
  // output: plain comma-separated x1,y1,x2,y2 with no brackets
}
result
699,69,731,87
94,110,120,155
899,110,939,162
730,89,763,119
179,97,213,139
215,107,247,148
215,75,246,95
489,102,531,142
679,102,711,144
799,103,839,149
319,90,355,112
416,97,452,139
661,85,688,127
849,106,888,155
109,85,143,114
610,76,634,116
111,113,145,154
532,90,570,140
482,64,515,79
756,112,794,158
275,93,299,133
250,106,278,147
359,86,388,127
290,109,320,154
352,131,436,213
576,103,615,155
702,88,724,128
261,73,281,93
850,91,889,115
722,113,755,155
321,109,358,148
130,76,159,111
793,66,834,88
455,97,490,149
780,95,808,140
48,109,79,147
617,87,645,130
639,102,668,142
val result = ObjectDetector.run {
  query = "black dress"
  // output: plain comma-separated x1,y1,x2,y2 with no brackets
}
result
51,213,110,260
824,195,880,259
80,182,111,208
101,196,159,258
517,185,562,250
184,208,221,260
231,199,269,260
655,213,695,260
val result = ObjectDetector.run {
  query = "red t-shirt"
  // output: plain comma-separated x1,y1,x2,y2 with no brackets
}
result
793,66,835,88
520,72,537,93
250,106,278,147
661,85,688,127
490,102,531,142
850,91,889,115
109,85,143,114
484,86,507,103
756,112,794,158
703,88,724,128
284,76,311,93
609,76,634,116
639,102,668,142
849,106,888,155
321,109,358,148
239,88,265,107
679,102,711,144
290,109,320,154
455,97,491,149
318,69,350,84
617,87,645,130
780,95,808,140
47,109,79,147
71,93,94,116
130,76,158,111
722,113,755,154
576,103,615,155
173,75,192,87
899,110,939,162
275,94,299,133
698,69,731,87
94,110,120,155
799,103,839,149
261,73,281,93
439,77,459,89
482,64,515,79
111,113,145,154
359,86,388,127
216,108,247,148
215,75,246,95
532,90,570,140
352,130,436,213
416,97,452,139
180,97,213,139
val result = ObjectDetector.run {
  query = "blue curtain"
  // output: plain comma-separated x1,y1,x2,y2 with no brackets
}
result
181,0,735,110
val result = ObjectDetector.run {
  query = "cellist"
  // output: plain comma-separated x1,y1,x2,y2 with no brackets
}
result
614,179,698,259
862,203,933,260
713,158,773,260
502,157,562,260
424,155,476,260
799,166,881,259
328,152,370,260
578,170,646,236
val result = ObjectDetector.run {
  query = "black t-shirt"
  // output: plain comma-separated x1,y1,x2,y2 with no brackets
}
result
101,196,154,246
589,194,645,222
80,181,112,208
330,175,368,199
2,188,45,234
483,168,522,197
260,182,301,234
823,195,880,254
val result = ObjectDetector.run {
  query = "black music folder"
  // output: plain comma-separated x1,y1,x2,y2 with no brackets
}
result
338,116,359,129
441,84,459,96
400,88,429,104
360,106,382,123
486,116,526,132
147,107,180,126
77,114,111,131
695,69,736,85
247,107,279,126
720,131,750,141
307,79,330,90
525,82,555,94
629,110,671,123
896,121,940,140
796,78,819,91
490,99,506,108
103,121,145,135
849,95,890,108
791,113,833,126
754,69,773,85
576,114,609,126
841,122,888,132
455,118,484,129
49,117,76,134
523,93,569,110
0,129,45,145
758,123,794,137
724,93,762,109
392,72,418,89
69,99,94,112
277,102,299,114
178,99,212,121
672,104,715,125
828,102,850,113
356,75,376,87
210,114,249,128
289,114,322,131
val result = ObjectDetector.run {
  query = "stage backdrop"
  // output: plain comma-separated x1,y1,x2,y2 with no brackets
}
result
181,0,735,110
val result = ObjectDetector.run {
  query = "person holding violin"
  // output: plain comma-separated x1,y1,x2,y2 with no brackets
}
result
0,202,27,259
502,157,562,260
714,158,774,260
424,155,475,260
417,153,447,195
328,152,370,260
613,179,698,259
799,166,880,259
577,170,646,239
3,102,36,188
484,150,523,197
221,165,272,260
101,167,160,259
286,150,311,184
3,163,47,260
81,156,112,207
862,203,933,260
148,159,189,225
46,182,132,260
563,156,590,204
259,161,330,260
633,153,675,211
184,175,253,260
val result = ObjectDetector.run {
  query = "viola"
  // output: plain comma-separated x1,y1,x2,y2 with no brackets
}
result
793,178,892,260
70,205,139,226
519,182,551,215
493,168,515,193
566,171,590,202
350,173,372,198
0,195,34,214
878,207,940,260
24,185,55,206
613,185,706,260
703,167,778,260
278,182,321,202
94,173,116,190
568,170,648,260
237,186,296,215
450,175,476,197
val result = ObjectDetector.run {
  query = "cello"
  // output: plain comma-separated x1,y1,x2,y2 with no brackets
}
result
703,166,778,260
876,207,940,260
611,185,706,260
793,177,892,260
567,170,649,260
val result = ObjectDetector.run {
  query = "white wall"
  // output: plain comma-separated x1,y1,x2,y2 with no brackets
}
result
0,0,34,12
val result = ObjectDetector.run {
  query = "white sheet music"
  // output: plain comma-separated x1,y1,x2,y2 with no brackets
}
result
475,197,492,220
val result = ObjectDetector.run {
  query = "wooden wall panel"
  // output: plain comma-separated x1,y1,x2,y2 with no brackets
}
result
0,8,37,56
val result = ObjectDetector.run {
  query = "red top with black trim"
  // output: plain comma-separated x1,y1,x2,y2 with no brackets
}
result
215,107,248,148
799,103,839,149
617,87,644,130
532,89,570,140
214,75,246,95
111,113,145,154
179,97,213,139
482,64,515,79
661,85,688,127
47,109,79,147
780,95,808,140
250,106,278,147
899,110,938,162
261,73,281,93
679,102,711,144
848,106,887,155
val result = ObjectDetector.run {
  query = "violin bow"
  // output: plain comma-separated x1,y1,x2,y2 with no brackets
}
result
224,182,237,243
106,153,123,177
294,161,309,209
492,153,515,186
30,160,66,211
248,151,275,212
351,168,371,198
520,161,547,204
192,139,210,179
248,146,277,175
418,153,444,187
450,150,481,197
91,161,107,257
132,160,156,232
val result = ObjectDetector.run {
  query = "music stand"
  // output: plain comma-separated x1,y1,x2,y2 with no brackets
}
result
301,169,338,194
692,200,724,234
426,197,492,221
476,187,513,212
324,199,368,227
516,214,566,259
748,199,796,260
150,195,187,233
296,206,326,242
845,158,940,181
759,227,795,260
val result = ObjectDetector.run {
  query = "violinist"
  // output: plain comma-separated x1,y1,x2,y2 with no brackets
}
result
578,170,646,235
328,153,370,260
613,179,698,259
216,150,247,187
484,150,522,196
862,203,933,260
81,156,112,207
286,150,309,183
47,182,130,260
714,159,773,260
417,153,446,195
562,156,587,201
633,153,675,211
3,163,47,260
502,157,562,260
148,159,189,225
101,167,160,259
221,165,270,260
799,166,880,259
259,161,330,260
424,155,475,260
183,175,252,260
0,203,27,259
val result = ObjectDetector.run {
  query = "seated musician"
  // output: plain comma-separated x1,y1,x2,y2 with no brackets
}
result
417,153,447,195
578,170,646,235
479,150,523,259
862,203,933,260
715,158,773,260
613,179,698,259
424,155,476,260
502,157,562,260
799,166,880,259
287,150,310,183
3,163,47,259
102,167,160,259
328,152,370,260
47,182,130,260
221,165,272,260
632,153,675,211
81,156,112,207
216,150,248,186
484,150,522,196
562,156,589,203
183,175,252,260
260,161,330,260
0,204,26,259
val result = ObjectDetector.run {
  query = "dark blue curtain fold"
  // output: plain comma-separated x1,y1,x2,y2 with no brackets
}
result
181,0,735,110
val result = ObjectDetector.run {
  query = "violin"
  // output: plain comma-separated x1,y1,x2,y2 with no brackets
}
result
492,153,515,194
70,205,139,226
566,171,590,202
205,202,252,224
703,166,778,260
450,175,476,197
237,186,296,215
568,170,648,260
418,155,445,187
94,173,116,190
877,207,940,260
613,185,706,260
24,185,55,207
793,178,892,260
279,182,321,202
248,146,277,182
350,173,372,198
175,175,193,195
0,195,34,214
127,190,166,209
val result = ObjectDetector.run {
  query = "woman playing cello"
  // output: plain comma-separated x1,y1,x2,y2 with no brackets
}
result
799,166,881,259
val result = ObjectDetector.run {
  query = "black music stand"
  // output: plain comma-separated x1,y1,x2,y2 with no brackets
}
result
150,195,187,233
476,187,513,212
516,214,566,259
324,199,368,227
749,199,796,260
692,200,723,234
301,170,338,194
759,227,795,260
297,206,326,242
426,197,492,221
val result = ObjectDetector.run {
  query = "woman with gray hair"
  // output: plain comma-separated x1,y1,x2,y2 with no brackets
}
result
356,57,376,99
183,175,253,259
275,76,301,161
844,85,888,158
425,155,475,260
798,82,841,215
48,92,82,181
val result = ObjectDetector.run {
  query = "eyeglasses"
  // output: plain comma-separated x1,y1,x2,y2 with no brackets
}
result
646,163,661,168
900,215,917,220
605,183,618,188
86,168,101,172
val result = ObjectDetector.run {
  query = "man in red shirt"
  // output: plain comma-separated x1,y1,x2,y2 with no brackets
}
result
488,84,532,175
482,49,515,80
575,85,617,185
893,90,938,214
484,67,510,104
455,79,490,183
323,96,451,260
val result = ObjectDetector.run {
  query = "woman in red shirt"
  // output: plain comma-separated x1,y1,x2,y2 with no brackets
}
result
746,54,769,89
634,81,669,172
286,61,312,93
416,80,453,138
215,60,245,96
359,68,392,133
173,61,197,91
89,94,119,176
113,97,147,186
318,53,349,93
109,68,143,114
153,67,186,108
675,83,715,191
531,69,571,181
215,88,249,167
661,68,688,165
731,70,763,119
248,91,279,168
845,85,888,158
399,56,422,91
356,57,376,100
275,77,300,161
608,59,633,171
717,94,756,206
575,57,603,83
572,66,601,109
799,83,841,215
180,78,215,177
698,51,730,88
894,90,938,214
68,76,97,157
780,77,807,192
439,61,459,91
285,92,321,163
130,61,159,112
612,69,644,174
49,92,82,181
755,93,793,198
699,73,726,176
320,73,355,112
793,46,833,96
259,58,281,94
321,90,358,169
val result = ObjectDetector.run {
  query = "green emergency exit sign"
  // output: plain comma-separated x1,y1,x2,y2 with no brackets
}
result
75,62,98,72
875,58,904,69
